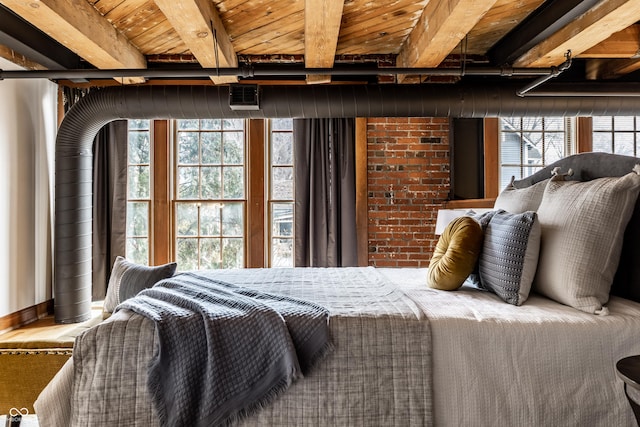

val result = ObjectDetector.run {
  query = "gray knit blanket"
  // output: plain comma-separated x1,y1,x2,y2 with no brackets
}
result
115,272,330,427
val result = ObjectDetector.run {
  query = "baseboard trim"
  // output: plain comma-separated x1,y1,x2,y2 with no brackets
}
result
0,300,54,333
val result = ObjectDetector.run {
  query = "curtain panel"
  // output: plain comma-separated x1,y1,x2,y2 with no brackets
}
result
293,118,358,267
92,121,127,299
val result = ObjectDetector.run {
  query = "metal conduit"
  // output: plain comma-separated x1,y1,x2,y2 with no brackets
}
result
1,65,556,80
54,83,640,322
516,51,572,97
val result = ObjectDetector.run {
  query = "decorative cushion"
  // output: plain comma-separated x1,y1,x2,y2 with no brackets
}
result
103,256,177,314
428,216,483,291
478,210,541,306
494,178,549,213
534,168,640,314
466,210,496,287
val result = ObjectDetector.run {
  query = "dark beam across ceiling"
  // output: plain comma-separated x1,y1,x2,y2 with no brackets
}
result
488,0,602,66
0,4,83,70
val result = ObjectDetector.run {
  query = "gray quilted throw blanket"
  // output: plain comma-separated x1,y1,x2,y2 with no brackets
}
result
115,272,331,427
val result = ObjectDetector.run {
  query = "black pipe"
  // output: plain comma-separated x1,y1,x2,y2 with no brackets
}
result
0,65,556,80
517,51,572,97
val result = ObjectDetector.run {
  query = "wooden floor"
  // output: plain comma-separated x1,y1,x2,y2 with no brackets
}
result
0,301,104,348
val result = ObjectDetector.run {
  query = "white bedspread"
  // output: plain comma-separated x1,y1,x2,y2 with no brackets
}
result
35,267,640,426
379,268,640,427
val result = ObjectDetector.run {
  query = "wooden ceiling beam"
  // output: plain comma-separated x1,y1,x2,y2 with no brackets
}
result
586,58,640,80
304,0,345,84
0,0,146,84
578,24,640,58
396,0,498,74
514,0,640,67
154,0,238,85
0,44,45,70
488,0,599,66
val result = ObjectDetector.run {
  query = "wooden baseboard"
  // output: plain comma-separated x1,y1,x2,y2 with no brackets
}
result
0,300,54,334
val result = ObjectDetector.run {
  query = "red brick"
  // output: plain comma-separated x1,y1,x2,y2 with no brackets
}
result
366,117,450,267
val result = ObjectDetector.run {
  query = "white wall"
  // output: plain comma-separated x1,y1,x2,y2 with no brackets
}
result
0,57,57,318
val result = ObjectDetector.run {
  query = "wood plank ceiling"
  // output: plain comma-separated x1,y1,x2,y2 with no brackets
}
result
1,0,640,86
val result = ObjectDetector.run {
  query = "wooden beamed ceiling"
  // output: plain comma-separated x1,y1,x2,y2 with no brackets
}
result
304,0,344,84
0,0,146,84
1,0,640,85
514,0,640,67
154,0,238,84
397,0,499,69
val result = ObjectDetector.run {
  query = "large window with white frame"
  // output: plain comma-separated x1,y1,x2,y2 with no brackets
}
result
499,117,574,190
125,118,294,269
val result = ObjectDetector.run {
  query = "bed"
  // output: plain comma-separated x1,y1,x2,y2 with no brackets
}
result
35,152,640,426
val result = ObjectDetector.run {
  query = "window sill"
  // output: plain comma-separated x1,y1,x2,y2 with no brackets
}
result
444,198,495,209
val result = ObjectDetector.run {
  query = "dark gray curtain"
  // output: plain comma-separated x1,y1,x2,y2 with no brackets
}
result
92,120,127,300
62,87,127,300
293,118,357,267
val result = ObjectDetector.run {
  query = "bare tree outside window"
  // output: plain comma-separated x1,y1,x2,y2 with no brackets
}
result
593,116,640,157
125,119,151,265
499,117,570,190
175,119,246,270
125,118,294,269
269,118,294,267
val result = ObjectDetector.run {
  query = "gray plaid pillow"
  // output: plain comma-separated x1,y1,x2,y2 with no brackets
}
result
103,256,177,314
478,210,540,306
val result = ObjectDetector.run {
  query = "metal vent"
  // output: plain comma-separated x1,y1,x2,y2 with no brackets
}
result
229,84,260,110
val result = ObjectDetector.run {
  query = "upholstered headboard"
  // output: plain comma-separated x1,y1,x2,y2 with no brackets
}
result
512,152,640,303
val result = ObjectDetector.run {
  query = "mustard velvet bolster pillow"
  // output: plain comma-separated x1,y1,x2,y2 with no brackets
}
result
428,216,483,290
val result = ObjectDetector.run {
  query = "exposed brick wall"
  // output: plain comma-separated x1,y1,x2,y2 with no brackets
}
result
367,117,450,267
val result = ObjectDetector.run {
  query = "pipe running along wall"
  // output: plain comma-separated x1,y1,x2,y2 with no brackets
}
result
55,82,640,322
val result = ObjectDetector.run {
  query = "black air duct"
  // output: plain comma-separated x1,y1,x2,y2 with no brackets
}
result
54,83,640,322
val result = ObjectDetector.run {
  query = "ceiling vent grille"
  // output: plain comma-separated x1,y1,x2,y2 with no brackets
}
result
229,84,260,110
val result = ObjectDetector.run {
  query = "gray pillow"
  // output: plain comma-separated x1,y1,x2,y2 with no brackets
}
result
465,210,497,288
478,210,541,306
534,169,640,314
103,256,177,314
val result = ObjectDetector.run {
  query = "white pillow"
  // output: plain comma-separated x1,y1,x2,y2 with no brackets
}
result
478,210,540,305
534,169,640,314
494,178,549,213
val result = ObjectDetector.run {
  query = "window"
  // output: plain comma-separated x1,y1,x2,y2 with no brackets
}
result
592,116,640,156
174,119,246,270
125,118,294,269
268,119,294,267
126,119,151,265
499,117,573,190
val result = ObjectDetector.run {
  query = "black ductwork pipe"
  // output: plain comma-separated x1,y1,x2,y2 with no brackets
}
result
54,82,640,322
